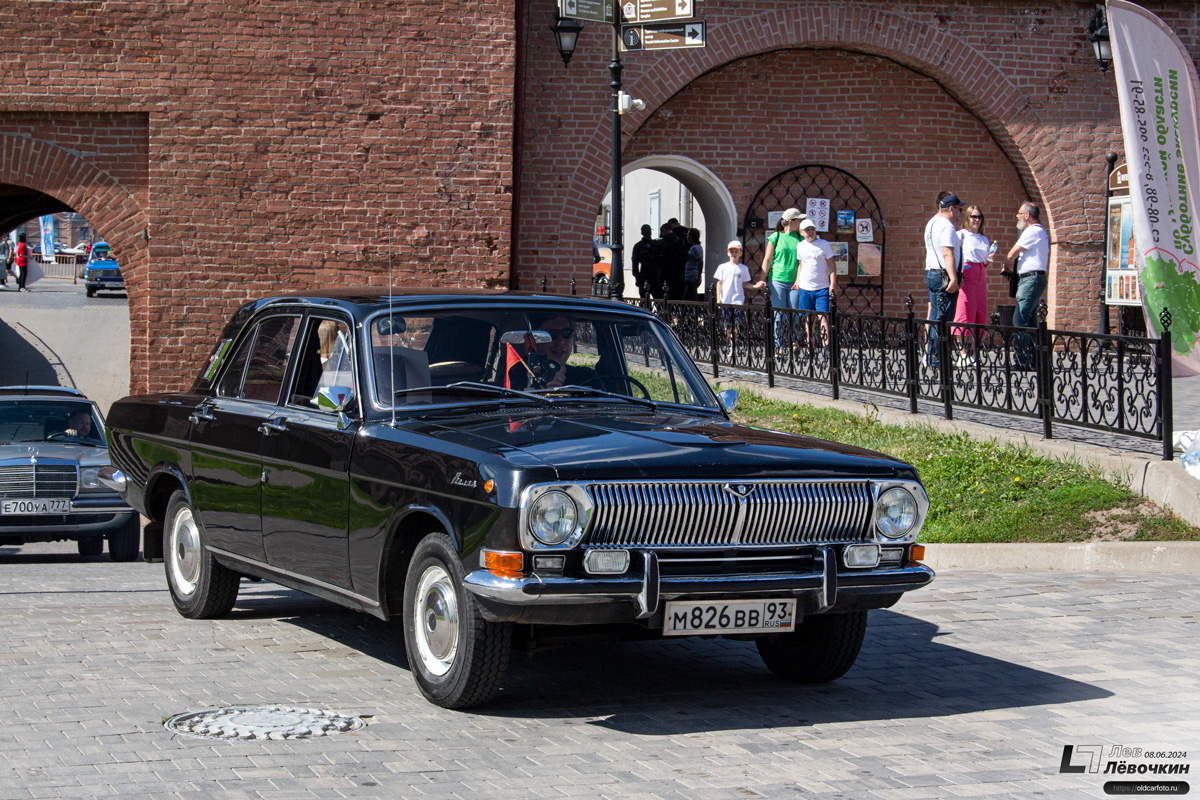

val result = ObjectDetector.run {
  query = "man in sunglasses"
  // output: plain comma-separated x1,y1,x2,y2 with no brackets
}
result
530,314,596,389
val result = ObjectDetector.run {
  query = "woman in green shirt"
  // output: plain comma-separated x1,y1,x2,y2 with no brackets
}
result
753,207,804,349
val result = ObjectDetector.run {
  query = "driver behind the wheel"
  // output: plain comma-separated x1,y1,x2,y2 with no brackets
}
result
510,314,597,390
63,409,93,439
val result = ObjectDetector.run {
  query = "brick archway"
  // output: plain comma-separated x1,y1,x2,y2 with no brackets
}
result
543,4,1096,323
0,124,149,390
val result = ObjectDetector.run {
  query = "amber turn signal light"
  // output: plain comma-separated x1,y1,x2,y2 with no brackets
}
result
483,549,523,579
908,544,925,564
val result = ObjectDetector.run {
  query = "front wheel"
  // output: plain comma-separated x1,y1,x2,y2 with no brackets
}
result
108,515,141,562
164,489,239,619
85,286,96,298
755,610,868,683
402,533,511,709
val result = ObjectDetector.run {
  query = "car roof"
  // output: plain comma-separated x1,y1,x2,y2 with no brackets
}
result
0,385,88,399
244,287,650,318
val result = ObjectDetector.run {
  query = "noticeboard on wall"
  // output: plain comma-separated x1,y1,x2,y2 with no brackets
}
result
1105,195,1142,307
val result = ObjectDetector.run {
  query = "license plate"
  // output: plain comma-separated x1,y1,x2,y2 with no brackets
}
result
1,498,71,515
663,598,796,636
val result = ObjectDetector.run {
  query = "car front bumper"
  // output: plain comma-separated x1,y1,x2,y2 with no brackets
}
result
0,497,136,543
464,547,935,626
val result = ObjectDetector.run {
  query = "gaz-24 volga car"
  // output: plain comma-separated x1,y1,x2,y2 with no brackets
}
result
101,289,934,708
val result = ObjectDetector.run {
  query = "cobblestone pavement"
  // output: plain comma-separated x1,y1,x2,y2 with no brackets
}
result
1,542,1197,799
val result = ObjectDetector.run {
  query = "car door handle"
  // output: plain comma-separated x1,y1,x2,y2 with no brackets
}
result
188,408,215,424
258,419,288,435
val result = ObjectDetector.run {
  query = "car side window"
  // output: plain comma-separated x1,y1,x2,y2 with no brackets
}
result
287,317,355,410
239,315,301,404
215,333,255,398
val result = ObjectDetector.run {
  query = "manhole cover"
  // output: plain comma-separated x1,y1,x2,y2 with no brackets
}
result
164,705,366,740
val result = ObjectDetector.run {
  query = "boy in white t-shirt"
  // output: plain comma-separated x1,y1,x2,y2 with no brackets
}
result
714,240,752,305
714,240,752,341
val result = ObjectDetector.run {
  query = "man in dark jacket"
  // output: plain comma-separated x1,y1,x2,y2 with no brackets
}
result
630,224,656,298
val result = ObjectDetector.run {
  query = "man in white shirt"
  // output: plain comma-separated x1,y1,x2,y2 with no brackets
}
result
923,192,964,366
1004,202,1049,368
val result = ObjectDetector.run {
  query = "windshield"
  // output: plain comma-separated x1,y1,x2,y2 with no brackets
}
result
0,400,105,445
90,245,113,260
365,307,718,411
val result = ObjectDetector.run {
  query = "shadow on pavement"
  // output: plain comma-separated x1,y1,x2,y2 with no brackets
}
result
260,586,1111,731
0,316,60,386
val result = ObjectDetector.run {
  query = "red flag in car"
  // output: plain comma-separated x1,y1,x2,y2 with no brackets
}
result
504,343,522,389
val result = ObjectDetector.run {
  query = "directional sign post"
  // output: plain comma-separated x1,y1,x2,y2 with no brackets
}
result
619,20,705,51
559,0,615,24
620,0,693,24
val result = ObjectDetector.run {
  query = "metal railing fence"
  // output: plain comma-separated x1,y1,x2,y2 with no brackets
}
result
557,277,1174,460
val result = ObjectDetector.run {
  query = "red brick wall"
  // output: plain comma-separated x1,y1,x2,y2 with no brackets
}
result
517,0,1200,329
0,0,516,392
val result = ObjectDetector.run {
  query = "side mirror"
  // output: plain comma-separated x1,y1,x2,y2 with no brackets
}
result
316,386,355,412
717,389,739,413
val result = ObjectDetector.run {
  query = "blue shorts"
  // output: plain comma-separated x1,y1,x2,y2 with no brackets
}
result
796,287,829,312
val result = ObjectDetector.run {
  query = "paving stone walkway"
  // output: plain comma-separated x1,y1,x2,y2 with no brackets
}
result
1,542,1196,799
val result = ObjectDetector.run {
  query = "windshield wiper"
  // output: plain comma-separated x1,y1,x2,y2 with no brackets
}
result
394,381,551,405
533,384,658,410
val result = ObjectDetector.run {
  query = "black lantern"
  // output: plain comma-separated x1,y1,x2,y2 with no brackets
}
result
1087,4,1112,73
550,16,583,67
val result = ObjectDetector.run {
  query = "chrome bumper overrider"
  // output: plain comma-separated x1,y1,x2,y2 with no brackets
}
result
464,548,935,621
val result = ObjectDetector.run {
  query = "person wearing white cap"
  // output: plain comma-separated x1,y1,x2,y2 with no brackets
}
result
752,207,805,350
714,240,752,306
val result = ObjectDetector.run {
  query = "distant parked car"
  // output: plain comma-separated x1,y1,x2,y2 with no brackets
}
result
82,242,125,297
0,386,140,560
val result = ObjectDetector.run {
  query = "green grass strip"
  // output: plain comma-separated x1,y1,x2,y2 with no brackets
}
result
732,392,1200,543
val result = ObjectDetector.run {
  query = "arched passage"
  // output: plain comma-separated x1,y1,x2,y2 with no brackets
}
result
603,155,738,294
0,118,149,390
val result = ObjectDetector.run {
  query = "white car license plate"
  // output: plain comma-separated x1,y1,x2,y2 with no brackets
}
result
1,498,71,515
663,599,796,636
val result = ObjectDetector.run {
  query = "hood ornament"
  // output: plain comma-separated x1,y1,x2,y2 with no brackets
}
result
27,446,38,465
723,483,754,498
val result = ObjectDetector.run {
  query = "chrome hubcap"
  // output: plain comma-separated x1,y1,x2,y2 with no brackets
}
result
413,565,459,677
168,506,201,596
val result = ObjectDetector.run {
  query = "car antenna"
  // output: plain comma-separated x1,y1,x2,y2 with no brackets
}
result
388,221,396,429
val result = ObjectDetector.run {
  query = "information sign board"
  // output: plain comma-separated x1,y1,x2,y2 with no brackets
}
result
619,20,705,51
620,0,692,24
560,0,615,24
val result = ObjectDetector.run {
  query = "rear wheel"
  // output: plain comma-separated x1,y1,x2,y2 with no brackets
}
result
77,537,103,557
756,610,868,683
402,533,511,709
164,490,239,618
107,515,141,562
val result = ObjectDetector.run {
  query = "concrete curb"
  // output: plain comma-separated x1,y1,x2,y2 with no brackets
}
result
713,378,1200,574
921,541,1200,574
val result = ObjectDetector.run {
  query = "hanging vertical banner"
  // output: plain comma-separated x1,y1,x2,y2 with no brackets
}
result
1108,0,1200,374
39,215,55,262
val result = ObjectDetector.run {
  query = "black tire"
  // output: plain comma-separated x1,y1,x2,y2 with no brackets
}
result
755,610,868,683
402,533,511,709
107,515,141,562
77,537,103,557
163,489,239,619
85,286,96,298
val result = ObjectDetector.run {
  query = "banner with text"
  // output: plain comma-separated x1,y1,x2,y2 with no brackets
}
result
1109,0,1200,374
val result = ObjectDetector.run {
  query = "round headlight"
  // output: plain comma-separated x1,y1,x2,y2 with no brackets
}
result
528,490,578,546
80,467,102,489
876,487,918,539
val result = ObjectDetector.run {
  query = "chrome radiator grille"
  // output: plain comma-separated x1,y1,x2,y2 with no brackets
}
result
0,463,78,499
586,480,873,548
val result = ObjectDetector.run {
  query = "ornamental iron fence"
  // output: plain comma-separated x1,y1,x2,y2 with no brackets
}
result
564,277,1174,460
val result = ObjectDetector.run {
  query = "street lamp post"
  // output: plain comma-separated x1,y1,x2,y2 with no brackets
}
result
607,33,624,299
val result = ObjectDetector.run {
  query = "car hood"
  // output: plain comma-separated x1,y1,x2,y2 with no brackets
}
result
0,442,110,467
411,408,912,480
88,259,119,268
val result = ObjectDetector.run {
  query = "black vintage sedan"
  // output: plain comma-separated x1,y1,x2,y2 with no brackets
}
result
102,289,933,708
